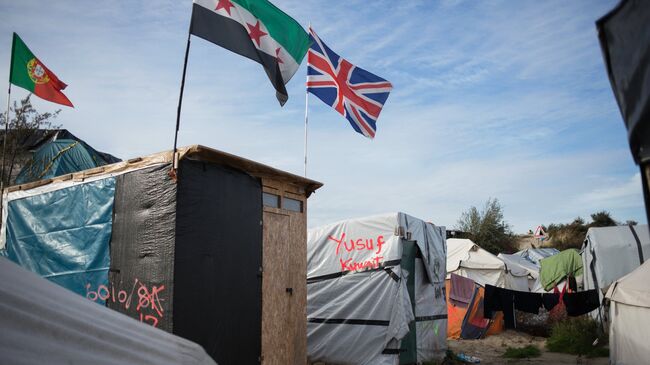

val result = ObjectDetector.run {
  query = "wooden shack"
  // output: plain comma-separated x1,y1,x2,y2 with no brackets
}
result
0,145,322,365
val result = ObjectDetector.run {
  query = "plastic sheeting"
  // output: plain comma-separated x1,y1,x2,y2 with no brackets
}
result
307,212,446,365
597,0,650,164
4,178,115,300
514,248,559,266
107,165,176,331
0,257,216,365
174,159,263,364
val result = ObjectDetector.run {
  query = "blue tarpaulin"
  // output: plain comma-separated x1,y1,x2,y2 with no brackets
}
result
5,178,115,302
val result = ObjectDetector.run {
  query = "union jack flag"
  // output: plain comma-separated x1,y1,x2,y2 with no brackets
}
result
307,28,392,139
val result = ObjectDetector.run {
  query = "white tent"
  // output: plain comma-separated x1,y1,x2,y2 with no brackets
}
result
307,213,446,365
446,238,528,290
606,260,650,365
498,253,540,291
582,225,650,320
0,257,216,365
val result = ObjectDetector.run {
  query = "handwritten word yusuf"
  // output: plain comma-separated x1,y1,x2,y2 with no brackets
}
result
328,233,387,271
328,233,386,255
86,278,166,328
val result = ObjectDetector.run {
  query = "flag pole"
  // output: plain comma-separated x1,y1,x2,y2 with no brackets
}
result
304,23,311,178
172,31,192,170
304,75,309,177
1,83,11,190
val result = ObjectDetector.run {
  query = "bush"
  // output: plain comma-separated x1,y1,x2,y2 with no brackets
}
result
546,317,609,357
503,345,541,358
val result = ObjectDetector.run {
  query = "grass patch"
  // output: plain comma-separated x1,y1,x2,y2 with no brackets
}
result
546,317,609,358
503,345,541,358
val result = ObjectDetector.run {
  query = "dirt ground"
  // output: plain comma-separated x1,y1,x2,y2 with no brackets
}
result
448,330,608,365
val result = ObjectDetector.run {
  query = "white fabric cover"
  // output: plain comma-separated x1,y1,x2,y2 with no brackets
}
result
606,260,650,364
306,212,446,365
0,257,216,365
583,225,650,293
583,225,650,320
446,238,507,287
499,253,541,292
608,302,650,365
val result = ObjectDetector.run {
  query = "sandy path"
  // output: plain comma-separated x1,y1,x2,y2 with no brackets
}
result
448,330,608,365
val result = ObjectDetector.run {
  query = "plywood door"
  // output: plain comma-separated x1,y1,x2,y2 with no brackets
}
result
262,211,291,365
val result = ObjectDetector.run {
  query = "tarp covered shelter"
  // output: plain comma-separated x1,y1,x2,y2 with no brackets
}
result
446,238,509,288
582,224,650,321
515,248,559,266
606,259,650,364
445,274,503,340
306,213,447,365
15,139,110,184
0,145,322,365
0,257,216,365
538,249,583,291
498,253,540,292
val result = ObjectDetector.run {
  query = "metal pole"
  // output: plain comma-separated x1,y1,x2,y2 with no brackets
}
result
173,32,192,167
304,76,309,177
1,83,11,189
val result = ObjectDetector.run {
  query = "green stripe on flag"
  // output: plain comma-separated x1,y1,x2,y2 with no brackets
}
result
231,0,310,63
10,33,37,92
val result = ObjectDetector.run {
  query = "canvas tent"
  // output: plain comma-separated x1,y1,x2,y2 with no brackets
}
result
606,259,650,364
306,213,447,365
15,139,110,184
0,257,216,365
582,224,650,321
0,144,322,365
446,238,525,289
497,253,540,292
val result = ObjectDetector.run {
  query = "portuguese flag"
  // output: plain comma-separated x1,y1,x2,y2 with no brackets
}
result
190,0,310,106
9,33,73,107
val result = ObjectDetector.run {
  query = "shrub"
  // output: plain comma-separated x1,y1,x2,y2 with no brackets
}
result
503,345,541,358
546,317,609,357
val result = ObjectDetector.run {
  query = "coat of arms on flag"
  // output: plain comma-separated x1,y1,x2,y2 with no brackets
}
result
306,28,392,139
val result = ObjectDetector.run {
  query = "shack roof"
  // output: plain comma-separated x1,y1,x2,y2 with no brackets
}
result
5,145,323,197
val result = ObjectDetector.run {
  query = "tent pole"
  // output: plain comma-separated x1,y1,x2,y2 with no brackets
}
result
172,32,192,169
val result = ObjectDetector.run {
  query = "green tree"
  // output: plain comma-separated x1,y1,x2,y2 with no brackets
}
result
0,94,60,187
456,198,517,254
589,211,618,227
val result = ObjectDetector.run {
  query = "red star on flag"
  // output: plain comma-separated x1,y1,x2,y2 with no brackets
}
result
275,48,284,64
215,0,235,15
246,20,267,47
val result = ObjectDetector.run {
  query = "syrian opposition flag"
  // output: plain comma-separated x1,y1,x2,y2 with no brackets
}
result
190,0,310,106
9,33,73,107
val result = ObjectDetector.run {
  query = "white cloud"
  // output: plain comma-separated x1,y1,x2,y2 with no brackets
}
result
1,0,645,233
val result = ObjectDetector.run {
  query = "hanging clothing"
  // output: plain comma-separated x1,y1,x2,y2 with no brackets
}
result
450,273,475,305
542,293,560,311
483,285,543,329
563,290,600,316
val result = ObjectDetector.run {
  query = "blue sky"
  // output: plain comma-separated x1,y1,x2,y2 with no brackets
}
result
1,0,645,232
